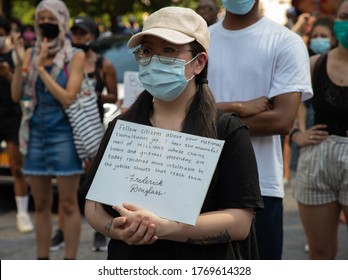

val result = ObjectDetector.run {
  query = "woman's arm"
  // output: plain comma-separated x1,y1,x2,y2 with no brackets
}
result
85,200,122,238
36,39,85,107
11,35,31,102
99,58,118,104
291,54,329,146
113,203,253,245
85,200,157,245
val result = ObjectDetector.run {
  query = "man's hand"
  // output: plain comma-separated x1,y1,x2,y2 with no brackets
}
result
217,96,272,117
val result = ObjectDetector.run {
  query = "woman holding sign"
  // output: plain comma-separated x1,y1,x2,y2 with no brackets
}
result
80,6,264,260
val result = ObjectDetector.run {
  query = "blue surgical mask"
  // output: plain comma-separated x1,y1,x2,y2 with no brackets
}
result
334,20,348,49
309,38,331,54
222,0,256,15
138,55,197,102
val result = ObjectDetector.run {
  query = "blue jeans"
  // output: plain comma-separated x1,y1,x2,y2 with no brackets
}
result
255,196,283,260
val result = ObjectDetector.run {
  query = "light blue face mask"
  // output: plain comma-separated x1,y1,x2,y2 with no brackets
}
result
334,20,348,49
309,38,331,54
138,55,197,102
222,0,256,15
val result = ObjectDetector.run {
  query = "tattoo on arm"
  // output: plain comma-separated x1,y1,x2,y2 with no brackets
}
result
104,220,113,233
186,229,231,245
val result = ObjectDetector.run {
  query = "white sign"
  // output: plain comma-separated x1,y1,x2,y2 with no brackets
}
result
123,71,143,108
87,120,225,225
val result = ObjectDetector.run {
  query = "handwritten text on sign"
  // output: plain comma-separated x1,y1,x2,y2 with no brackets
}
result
87,120,224,225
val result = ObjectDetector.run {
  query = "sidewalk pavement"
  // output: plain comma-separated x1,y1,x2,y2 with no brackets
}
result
0,181,347,260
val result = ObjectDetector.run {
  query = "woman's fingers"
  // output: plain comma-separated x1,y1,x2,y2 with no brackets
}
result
112,203,158,245
308,125,328,142
113,216,127,228
116,214,157,245
123,202,140,211
131,218,158,245
127,216,149,244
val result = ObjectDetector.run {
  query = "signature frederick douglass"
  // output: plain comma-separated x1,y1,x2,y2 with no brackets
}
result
128,174,165,197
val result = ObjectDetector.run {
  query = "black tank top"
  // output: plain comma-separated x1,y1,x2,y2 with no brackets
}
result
312,54,348,136
0,50,20,115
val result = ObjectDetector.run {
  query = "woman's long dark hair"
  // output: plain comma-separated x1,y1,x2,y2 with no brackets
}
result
120,41,218,139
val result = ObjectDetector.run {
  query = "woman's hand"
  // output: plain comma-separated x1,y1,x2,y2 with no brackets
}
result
12,33,25,64
36,38,48,70
111,203,159,245
292,124,328,147
0,61,11,81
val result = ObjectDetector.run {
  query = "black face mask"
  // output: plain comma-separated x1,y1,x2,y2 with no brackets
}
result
72,43,91,52
39,23,59,39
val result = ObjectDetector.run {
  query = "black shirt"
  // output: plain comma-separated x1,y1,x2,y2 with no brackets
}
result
0,50,20,116
312,54,348,136
79,112,263,259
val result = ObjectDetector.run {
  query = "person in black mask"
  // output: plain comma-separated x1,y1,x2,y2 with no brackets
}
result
70,16,118,122
49,15,118,254
11,0,85,260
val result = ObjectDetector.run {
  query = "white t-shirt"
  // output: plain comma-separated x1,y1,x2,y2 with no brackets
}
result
208,17,313,198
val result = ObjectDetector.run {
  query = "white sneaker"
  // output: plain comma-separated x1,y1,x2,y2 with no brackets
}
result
16,213,34,233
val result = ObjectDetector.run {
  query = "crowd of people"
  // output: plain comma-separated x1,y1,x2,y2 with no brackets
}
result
0,0,347,260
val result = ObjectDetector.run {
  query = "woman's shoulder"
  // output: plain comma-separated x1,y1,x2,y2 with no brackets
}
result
216,111,246,140
71,47,85,59
66,47,85,64
100,56,116,72
310,53,322,67
66,48,85,71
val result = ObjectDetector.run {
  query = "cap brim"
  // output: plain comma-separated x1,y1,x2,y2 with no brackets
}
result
127,28,195,48
71,24,90,33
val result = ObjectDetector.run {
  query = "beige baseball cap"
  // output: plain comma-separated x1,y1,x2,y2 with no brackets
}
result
127,6,210,51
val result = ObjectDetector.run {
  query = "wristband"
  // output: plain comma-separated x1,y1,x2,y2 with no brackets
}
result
289,128,300,140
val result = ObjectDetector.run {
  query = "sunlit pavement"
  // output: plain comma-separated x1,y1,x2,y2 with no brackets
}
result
0,180,347,260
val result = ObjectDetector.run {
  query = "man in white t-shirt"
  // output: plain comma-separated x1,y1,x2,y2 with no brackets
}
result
208,0,313,259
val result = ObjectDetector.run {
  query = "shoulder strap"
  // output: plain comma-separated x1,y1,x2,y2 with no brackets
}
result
95,56,103,69
312,53,326,86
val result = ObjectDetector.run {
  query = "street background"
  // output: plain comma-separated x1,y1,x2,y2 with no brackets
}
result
1,178,347,260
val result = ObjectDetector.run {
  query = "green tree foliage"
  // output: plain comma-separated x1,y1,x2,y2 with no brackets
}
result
11,1,36,24
3,0,202,32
